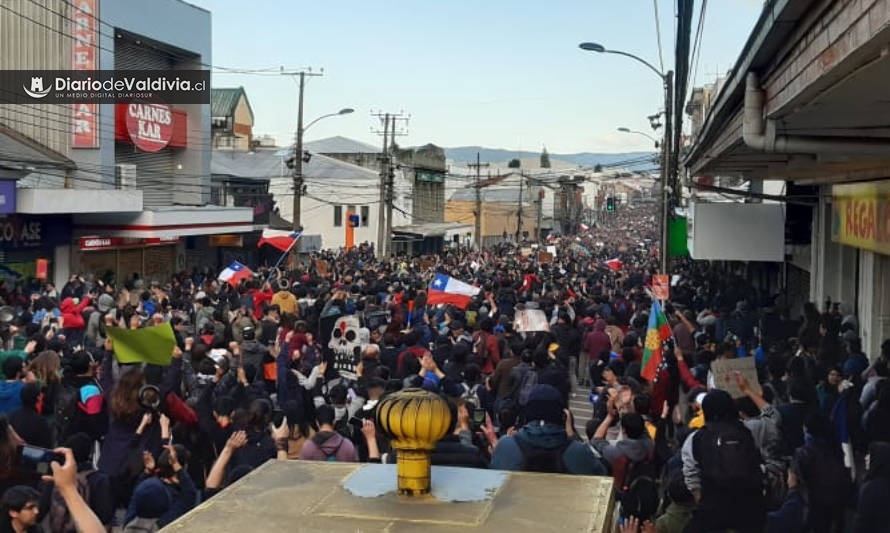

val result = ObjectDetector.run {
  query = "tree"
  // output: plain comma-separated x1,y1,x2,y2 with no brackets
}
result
540,147,551,168
508,158,521,168
593,163,603,173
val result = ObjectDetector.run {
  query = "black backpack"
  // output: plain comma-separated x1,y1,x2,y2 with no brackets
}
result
513,435,572,474
693,421,763,493
615,454,660,521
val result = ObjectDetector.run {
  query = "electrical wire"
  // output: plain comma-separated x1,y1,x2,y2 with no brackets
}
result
653,0,666,74
689,0,708,101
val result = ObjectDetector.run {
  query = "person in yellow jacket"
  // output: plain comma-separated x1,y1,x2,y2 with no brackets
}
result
272,279,298,316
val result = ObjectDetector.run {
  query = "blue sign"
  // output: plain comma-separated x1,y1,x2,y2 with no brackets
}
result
0,215,70,250
0,180,15,214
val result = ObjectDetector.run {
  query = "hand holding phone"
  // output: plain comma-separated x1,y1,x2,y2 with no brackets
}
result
17,445,64,476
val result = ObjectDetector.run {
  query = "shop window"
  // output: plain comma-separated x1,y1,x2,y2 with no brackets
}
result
333,205,342,227
361,206,369,226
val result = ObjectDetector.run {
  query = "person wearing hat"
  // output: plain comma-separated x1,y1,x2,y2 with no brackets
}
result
490,384,607,475
85,293,116,349
56,350,105,444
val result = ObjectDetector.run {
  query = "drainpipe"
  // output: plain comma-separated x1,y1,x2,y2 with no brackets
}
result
743,72,890,155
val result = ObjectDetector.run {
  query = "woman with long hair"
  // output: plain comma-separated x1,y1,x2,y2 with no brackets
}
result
0,414,32,496
27,350,61,420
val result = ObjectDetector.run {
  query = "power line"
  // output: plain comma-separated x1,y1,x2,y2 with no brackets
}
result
653,0,666,74
689,0,709,96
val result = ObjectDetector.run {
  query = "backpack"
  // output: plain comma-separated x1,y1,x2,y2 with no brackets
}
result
513,434,572,474
762,459,788,512
614,454,660,521
318,433,344,462
510,365,538,407
49,469,93,533
693,421,764,493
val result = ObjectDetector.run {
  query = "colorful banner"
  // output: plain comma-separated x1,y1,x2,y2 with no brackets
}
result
832,181,890,255
107,323,175,366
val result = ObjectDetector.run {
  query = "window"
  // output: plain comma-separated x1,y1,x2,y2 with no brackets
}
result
333,205,342,227
361,206,369,226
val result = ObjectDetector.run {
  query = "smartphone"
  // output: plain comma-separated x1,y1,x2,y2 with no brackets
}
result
17,445,64,476
472,408,486,427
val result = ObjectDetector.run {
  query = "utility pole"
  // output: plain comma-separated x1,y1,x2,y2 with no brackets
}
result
371,111,409,258
375,113,390,257
281,68,323,253
467,152,489,250
660,70,674,276
384,115,396,257
516,172,524,242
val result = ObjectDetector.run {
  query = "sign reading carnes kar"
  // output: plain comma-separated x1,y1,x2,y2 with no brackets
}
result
832,182,890,255
125,103,173,152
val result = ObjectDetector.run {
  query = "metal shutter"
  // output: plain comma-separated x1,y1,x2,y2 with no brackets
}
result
114,36,177,206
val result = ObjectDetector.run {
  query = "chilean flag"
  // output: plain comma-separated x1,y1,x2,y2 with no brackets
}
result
427,273,480,309
605,258,623,271
218,261,253,286
257,229,302,252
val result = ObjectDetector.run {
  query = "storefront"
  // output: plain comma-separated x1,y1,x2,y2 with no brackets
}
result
828,180,890,359
0,214,71,281
76,236,180,284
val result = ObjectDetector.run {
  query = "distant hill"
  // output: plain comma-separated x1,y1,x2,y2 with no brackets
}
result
443,146,657,170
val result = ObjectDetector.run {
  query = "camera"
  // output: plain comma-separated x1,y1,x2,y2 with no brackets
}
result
17,445,64,476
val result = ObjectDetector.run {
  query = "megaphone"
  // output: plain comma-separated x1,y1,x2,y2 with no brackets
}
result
0,306,14,324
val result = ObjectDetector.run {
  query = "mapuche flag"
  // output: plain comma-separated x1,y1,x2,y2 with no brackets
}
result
641,300,672,382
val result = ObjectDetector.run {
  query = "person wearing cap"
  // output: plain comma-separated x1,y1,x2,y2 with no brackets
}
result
85,293,115,349
490,384,607,475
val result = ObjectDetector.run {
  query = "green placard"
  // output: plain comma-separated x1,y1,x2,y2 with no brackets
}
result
107,323,176,366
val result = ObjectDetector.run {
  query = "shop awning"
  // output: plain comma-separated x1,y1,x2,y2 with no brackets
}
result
73,206,255,239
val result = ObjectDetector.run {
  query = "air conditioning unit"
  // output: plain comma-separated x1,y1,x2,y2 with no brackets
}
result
115,164,137,189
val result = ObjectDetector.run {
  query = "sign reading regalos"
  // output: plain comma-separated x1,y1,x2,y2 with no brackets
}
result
125,103,173,152
832,182,890,256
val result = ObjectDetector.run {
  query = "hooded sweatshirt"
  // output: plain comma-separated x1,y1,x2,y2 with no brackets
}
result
60,296,91,330
490,423,608,475
583,319,612,362
297,431,358,462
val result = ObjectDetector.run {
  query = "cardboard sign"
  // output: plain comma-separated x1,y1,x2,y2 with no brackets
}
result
513,309,550,332
419,259,435,271
652,274,670,301
710,357,761,399
537,251,553,264
546,245,557,257
315,259,329,277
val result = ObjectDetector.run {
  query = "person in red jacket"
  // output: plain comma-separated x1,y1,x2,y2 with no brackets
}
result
59,295,92,346
250,281,274,320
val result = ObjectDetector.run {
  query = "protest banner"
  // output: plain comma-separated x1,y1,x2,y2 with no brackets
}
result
710,357,761,399
107,323,176,366
513,309,550,332
537,251,553,264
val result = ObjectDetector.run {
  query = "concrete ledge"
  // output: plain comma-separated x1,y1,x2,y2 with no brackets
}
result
16,188,143,214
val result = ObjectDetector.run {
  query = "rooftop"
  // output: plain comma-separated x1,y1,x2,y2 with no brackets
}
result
304,136,381,154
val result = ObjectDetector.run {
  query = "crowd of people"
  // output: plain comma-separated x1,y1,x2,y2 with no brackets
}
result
0,201,885,532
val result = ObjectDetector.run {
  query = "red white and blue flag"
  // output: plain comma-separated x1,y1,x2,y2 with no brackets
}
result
218,261,253,286
257,229,302,252
427,273,480,309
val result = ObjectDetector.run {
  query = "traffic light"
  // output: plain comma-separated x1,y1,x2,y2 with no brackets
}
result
348,214,360,227
606,197,615,212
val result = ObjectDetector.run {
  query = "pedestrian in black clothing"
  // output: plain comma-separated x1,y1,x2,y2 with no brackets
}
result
8,384,51,449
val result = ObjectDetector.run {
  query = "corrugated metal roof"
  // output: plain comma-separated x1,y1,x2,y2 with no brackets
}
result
303,136,381,154
211,87,253,120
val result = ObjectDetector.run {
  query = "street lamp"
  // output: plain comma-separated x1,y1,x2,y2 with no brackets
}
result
292,106,353,233
617,127,659,148
580,41,674,276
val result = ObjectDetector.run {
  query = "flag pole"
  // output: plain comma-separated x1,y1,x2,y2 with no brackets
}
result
271,234,301,271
